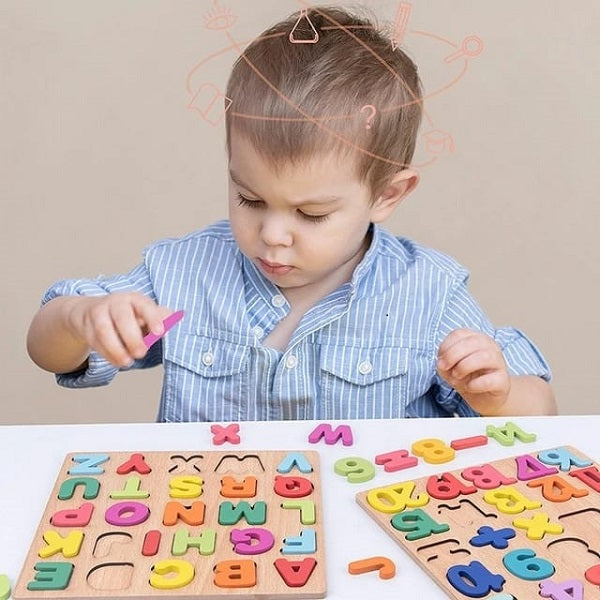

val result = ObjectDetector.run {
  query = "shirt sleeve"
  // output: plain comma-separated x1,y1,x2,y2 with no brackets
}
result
41,260,163,389
431,271,552,416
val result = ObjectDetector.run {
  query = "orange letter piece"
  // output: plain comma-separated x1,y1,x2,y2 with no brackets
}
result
348,556,396,580
162,501,205,526
220,476,257,498
213,560,256,588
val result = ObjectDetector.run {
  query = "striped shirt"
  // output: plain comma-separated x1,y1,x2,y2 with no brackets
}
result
42,221,550,421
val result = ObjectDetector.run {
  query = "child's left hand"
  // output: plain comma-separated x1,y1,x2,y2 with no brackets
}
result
437,328,511,414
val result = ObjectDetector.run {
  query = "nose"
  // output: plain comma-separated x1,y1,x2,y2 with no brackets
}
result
260,212,293,247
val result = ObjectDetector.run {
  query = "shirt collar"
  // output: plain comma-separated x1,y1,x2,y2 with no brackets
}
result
241,224,382,326
348,223,381,296
242,254,289,337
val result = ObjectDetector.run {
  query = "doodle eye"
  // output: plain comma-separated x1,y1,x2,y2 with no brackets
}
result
203,2,237,31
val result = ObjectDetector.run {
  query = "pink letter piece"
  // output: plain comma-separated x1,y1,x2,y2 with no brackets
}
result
50,502,94,527
211,423,240,445
308,423,353,446
450,435,489,451
230,527,275,555
375,450,418,472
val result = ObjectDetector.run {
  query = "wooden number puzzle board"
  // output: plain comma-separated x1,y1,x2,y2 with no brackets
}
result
14,450,326,600
357,446,600,599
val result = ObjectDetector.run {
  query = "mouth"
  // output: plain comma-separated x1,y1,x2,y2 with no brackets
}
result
258,258,293,276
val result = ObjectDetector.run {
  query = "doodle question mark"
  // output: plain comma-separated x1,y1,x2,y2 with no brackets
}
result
360,104,377,130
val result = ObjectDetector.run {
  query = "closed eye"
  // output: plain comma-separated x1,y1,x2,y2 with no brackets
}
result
237,193,330,224
298,211,329,223
237,193,263,209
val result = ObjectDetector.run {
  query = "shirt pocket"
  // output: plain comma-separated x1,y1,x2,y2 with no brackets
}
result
162,334,250,422
319,346,412,419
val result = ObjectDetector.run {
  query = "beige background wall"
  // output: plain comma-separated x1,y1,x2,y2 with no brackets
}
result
2,0,598,424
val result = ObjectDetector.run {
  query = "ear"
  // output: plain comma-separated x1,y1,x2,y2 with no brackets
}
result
369,168,419,223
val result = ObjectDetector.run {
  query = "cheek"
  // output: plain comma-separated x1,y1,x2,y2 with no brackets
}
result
229,206,252,248
297,229,342,260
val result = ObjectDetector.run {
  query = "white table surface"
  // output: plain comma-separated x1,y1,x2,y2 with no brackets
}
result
1,415,596,598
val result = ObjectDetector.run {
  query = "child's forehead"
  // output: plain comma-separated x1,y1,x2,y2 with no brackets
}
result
229,144,367,202
230,132,360,177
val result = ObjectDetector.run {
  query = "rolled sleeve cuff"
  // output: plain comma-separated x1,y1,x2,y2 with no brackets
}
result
431,384,480,417
42,286,62,305
439,394,480,417
405,381,480,418
494,328,552,382
42,280,118,388
55,351,120,389
42,279,110,305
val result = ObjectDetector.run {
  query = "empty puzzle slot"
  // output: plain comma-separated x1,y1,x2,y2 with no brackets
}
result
546,537,600,575
547,536,600,558
416,538,471,562
86,562,134,591
168,454,204,473
437,498,497,526
214,454,265,474
92,532,133,558
558,506,600,525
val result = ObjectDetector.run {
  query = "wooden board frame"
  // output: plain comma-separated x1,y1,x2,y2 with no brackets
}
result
14,450,326,600
357,445,600,599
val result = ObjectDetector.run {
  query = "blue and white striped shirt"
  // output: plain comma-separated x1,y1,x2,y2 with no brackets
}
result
43,221,550,421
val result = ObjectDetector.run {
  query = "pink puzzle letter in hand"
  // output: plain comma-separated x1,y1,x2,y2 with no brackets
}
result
143,310,184,349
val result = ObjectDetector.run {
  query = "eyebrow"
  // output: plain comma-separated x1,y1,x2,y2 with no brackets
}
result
229,169,343,206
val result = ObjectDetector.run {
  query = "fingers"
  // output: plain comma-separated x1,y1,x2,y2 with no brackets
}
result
440,348,498,381
462,370,508,394
130,294,170,338
74,293,173,368
85,308,135,367
112,301,151,361
438,329,502,371
437,329,509,396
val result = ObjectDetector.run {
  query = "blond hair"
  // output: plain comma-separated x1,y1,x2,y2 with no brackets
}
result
225,5,423,199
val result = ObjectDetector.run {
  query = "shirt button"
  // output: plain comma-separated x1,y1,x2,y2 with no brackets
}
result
285,354,298,369
271,294,286,308
358,359,373,375
252,326,264,339
202,352,214,367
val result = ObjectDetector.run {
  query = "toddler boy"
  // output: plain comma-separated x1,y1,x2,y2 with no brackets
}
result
27,6,556,421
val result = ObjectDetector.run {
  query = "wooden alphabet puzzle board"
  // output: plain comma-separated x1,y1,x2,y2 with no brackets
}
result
14,450,326,600
357,446,600,599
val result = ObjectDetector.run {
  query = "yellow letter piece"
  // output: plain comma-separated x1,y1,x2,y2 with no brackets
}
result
149,559,195,590
366,482,429,513
512,512,564,540
169,476,203,498
412,438,455,464
39,530,84,558
483,486,542,514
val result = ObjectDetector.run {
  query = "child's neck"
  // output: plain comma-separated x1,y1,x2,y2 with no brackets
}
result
284,229,371,308
262,231,372,352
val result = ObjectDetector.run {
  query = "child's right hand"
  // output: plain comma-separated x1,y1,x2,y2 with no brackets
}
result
64,292,173,368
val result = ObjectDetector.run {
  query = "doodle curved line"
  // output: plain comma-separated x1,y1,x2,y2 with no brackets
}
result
186,7,470,168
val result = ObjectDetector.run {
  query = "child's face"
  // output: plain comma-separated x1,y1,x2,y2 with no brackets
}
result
228,134,385,299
